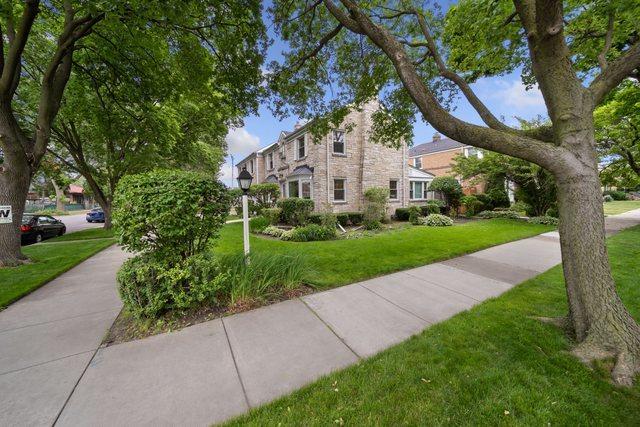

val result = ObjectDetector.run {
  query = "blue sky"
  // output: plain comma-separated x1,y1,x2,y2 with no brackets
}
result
220,1,549,185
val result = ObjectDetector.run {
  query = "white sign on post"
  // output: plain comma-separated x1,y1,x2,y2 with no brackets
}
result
0,206,12,224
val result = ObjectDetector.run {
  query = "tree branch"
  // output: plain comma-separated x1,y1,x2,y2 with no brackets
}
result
590,41,640,107
291,23,343,73
0,0,39,100
597,11,615,71
326,0,567,172
412,10,518,135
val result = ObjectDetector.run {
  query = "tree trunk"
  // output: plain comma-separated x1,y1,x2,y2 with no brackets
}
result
102,201,112,230
0,133,31,266
51,179,65,212
556,161,640,385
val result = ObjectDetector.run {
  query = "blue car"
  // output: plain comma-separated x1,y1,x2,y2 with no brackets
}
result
86,208,105,223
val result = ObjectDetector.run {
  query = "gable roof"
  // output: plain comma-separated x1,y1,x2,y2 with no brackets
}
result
408,137,465,157
408,165,435,179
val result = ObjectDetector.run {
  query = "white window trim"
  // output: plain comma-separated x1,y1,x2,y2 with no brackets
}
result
414,157,422,169
332,129,346,155
295,135,306,160
409,180,430,201
286,176,313,200
267,152,274,170
332,178,347,203
389,179,399,200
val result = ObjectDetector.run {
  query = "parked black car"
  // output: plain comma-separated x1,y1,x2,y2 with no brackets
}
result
21,214,66,245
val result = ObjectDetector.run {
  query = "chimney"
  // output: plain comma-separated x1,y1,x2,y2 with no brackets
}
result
294,121,302,130
432,132,441,142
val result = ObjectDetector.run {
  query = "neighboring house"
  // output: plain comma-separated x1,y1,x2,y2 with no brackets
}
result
236,101,437,214
408,133,484,194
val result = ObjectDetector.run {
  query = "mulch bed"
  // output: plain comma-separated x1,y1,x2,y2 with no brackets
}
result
103,285,315,346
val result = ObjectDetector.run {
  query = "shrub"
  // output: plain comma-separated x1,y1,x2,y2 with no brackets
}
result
527,216,559,225
307,213,323,225
277,198,314,226
287,224,336,242
408,205,422,225
228,188,243,212
604,190,627,201
603,194,614,203
545,206,559,218
113,170,229,262
117,252,227,319
262,207,282,225
363,187,389,228
218,253,307,304
460,195,485,217
420,204,441,215
486,187,510,209
476,210,520,219
249,183,280,214
348,212,364,225
429,176,463,208
421,213,454,226
394,208,410,221
510,201,530,214
280,228,295,241
262,225,285,238
249,216,270,233
336,213,350,226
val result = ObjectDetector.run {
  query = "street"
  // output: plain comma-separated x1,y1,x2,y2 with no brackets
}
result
54,212,104,234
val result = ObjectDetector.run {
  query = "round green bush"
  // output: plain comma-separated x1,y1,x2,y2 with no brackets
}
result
117,253,227,319
421,213,454,226
262,207,282,225
113,170,229,261
394,208,410,221
277,198,314,226
527,216,559,225
603,194,614,203
408,205,422,225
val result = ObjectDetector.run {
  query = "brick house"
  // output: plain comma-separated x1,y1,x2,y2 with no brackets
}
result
236,101,437,214
408,133,485,194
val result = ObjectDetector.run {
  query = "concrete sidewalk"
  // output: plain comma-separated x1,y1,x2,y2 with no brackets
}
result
1,210,639,426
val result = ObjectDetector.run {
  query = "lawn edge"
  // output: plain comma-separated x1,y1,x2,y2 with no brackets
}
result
0,240,117,310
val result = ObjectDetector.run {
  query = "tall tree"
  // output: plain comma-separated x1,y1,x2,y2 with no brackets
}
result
0,1,266,265
594,80,640,189
268,0,640,385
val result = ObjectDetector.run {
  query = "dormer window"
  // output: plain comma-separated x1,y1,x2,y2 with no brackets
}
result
333,130,345,154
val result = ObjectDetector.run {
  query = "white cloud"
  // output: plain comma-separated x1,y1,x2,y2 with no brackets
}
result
226,127,260,157
493,80,545,109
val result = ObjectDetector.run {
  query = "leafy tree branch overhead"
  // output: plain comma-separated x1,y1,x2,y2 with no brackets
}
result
0,0,267,262
267,0,640,385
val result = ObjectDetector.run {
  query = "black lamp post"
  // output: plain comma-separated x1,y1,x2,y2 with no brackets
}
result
237,167,253,258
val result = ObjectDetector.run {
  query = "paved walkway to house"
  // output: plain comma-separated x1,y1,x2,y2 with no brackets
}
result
1,210,639,426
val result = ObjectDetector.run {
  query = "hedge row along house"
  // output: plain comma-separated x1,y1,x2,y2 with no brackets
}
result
236,101,437,214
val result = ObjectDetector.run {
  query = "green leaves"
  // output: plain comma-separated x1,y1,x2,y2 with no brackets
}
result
112,169,230,261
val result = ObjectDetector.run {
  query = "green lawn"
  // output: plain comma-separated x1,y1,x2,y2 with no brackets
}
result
0,232,116,308
50,227,115,242
214,219,553,288
226,225,640,426
603,200,640,215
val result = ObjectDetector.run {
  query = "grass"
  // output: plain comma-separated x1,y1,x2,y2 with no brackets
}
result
50,227,115,242
603,200,640,215
214,219,554,288
0,232,116,308
226,225,640,426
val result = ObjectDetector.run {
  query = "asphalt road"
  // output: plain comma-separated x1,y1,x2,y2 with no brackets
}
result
54,212,104,234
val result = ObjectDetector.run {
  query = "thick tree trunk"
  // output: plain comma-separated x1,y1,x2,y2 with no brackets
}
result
556,159,640,385
0,134,31,266
102,201,112,230
51,179,65,212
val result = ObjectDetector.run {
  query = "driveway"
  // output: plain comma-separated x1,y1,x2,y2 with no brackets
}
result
54,212,103,234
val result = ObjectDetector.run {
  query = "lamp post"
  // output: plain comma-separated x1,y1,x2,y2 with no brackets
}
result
237,167,253,259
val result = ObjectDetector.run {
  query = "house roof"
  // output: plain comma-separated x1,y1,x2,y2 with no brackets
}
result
67,184,84,194
288,165,314,177
408,165,435,179
408,137,465,157
264,174,278,183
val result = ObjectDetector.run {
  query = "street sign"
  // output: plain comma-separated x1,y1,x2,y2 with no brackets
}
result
0,206,12,224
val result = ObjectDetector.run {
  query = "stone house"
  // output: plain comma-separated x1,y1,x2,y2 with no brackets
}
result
408,133,485,194
236,101,436,214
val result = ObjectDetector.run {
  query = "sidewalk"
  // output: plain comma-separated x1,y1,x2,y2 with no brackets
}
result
2,210,639,426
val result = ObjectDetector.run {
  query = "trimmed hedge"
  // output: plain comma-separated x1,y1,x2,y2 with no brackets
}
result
527,216,559,225
284,224,336,242
394,208,410,221
476,210,520,219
